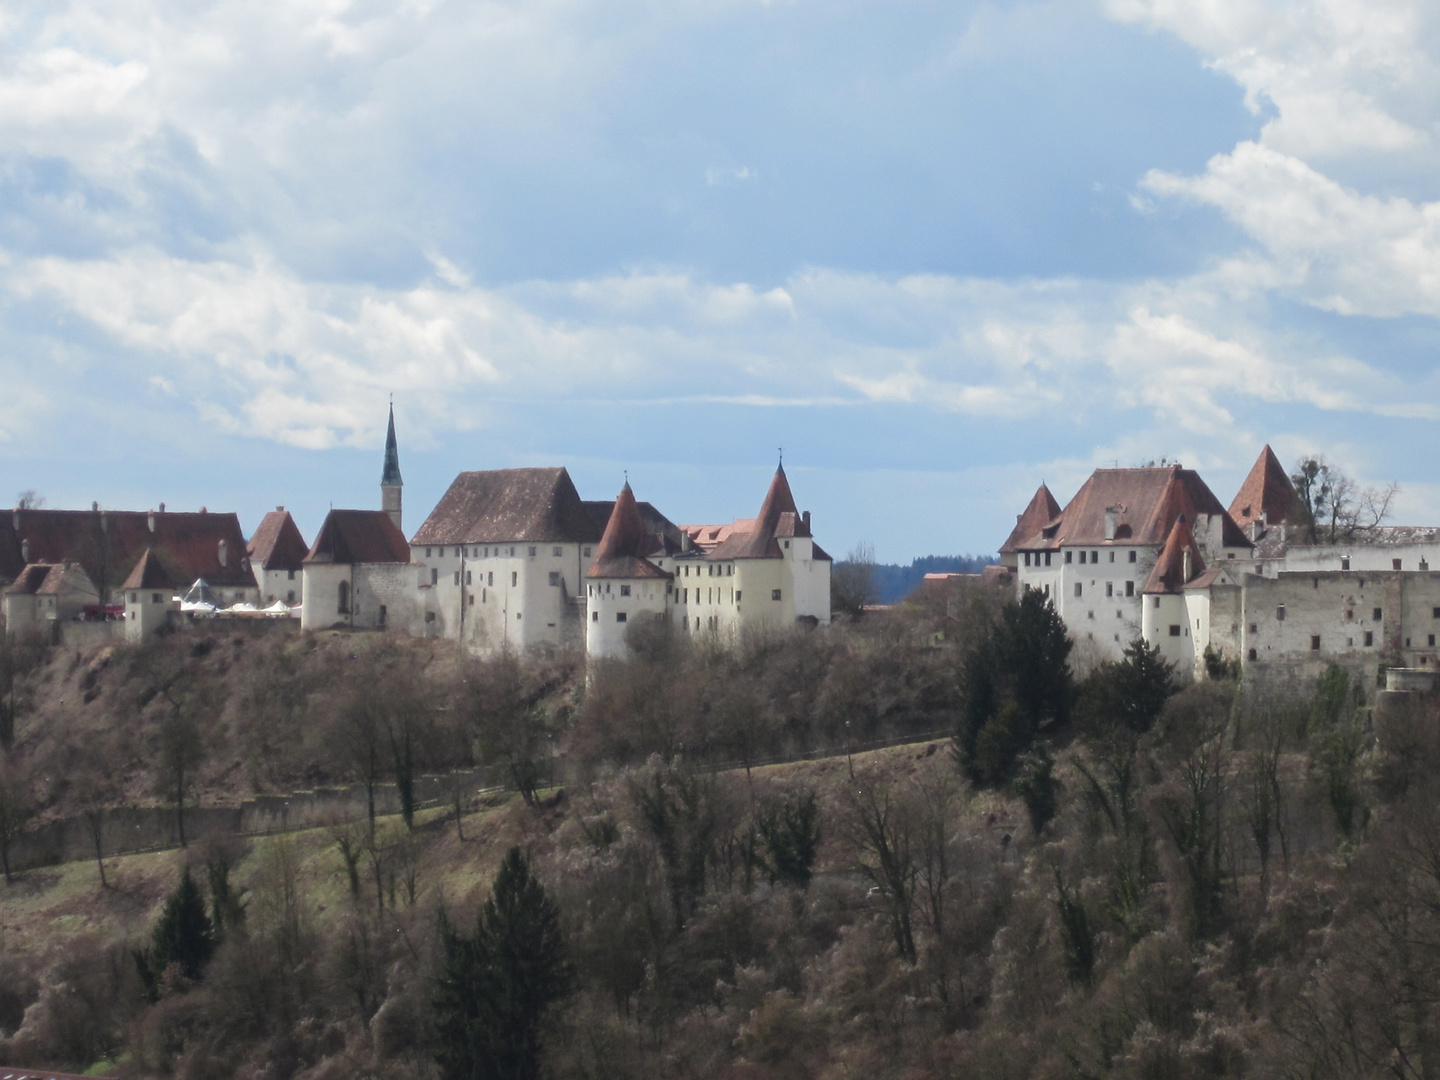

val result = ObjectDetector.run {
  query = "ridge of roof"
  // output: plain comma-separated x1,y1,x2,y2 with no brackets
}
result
708,464,806,560
1143,515,1206,594
247,509,309,572
411,467,600,546
306,509,412,565
1229,444,1304,532
121,548,188,591
999,483,1062,553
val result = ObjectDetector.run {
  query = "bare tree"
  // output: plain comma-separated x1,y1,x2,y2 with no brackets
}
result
74,745,121,888
841,770,919,963
1292,455,1400,543
14,489,44,509
831,542,880,618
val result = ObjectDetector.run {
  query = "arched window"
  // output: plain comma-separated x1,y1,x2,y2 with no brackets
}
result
338,580,350,614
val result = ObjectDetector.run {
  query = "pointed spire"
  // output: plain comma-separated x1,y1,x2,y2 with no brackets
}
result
381,402,403,487
999,482,1063,554
588,481,669,579
1229,444,1301,531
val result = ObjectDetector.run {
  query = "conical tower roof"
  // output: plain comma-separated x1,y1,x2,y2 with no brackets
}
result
1143,515,1205,594
1229,444,1301,532
588,482,671,579
710,463,805,560
999,483,1062,553
381,403,403,487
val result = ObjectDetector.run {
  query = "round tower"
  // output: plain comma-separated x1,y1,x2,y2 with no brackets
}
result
586,482,672,660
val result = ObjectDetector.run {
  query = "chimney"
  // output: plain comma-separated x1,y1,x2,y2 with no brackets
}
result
218,540,228,568
1183,549,1192,583
802,510,811,534
21,540,28,563
159,502,165,514
276,505,284,511
681,532,692,554
148,512,155,533
1104,507,1118,541
200,506,208,514
92,501,98,512
12,509,18,531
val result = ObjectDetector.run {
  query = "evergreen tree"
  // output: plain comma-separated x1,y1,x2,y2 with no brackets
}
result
956,589,1073,784
434,847,571,1080
150,866,215,984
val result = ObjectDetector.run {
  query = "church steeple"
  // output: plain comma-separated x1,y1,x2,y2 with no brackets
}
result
381,402,403,532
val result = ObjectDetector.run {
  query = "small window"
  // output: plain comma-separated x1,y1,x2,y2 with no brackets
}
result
130,592,138,604
616,612,627,623
1105,582,1113,597
591,611,598,622
1152,596,1160,609
1394,559,1403,571
152,592,162,604
1078,551,1086,564
482,588,486,602
287,569,295,580
337,581,350,614
1024,553,1031,567
1249,623,1257,634
583,546,592,557
466,570,473,585
1109,552,1115,563
377,605,387,629
783,540,790,549
620,584,631,596
425,612,436,623
529,546,538,557
1044,553,1052,566
1311,635,1321,651
487,572,494,586
1431,634,1437,647
683,589,688,603
549,571,560,587
508,547,515,557
1065,551,1073,563
1373,607,1383,621
454,571,461,586
431,569,438,585
1125,581,1134,597
1168,625,1181,636
1276,605,1286,621
553,546,563,557
511,572,518,587
736,590,741,603
517,612,522,620
1074,583,1082,597
1248,648,1257,661
1341,557,1350,570
286,590,295,604
1092,551,1099,562
425,547,432,558
772,589,782,601
1043,584,1050,596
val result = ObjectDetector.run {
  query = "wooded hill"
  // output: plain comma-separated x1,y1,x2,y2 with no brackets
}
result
0,581,1435,1080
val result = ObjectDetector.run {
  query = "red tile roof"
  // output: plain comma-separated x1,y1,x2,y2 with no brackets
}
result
1,508,256,595
999,484,1061,554
305,510,412,565
708,465,808,560
411,468,599,546
3,563,52,596
1010,467,1250,551
1229,445,1304,532
247,509,309,572
588,484,673,580
1143,516,1205,594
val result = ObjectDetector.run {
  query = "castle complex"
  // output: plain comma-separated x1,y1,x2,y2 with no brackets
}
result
6,405,1438,687
1001,445,1440,687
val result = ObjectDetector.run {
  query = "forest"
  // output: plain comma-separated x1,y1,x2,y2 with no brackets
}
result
0,577,1435,1080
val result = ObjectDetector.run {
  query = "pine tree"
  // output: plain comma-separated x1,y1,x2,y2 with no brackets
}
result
150,866,215,985
433,846,571,1080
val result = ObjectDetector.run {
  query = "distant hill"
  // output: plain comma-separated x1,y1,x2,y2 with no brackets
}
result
840,554,998,605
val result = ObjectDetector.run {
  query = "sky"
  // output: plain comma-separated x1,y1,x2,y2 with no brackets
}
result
3,0,1440,562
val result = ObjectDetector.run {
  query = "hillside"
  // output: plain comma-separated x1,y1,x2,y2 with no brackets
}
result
0,589,1437,1080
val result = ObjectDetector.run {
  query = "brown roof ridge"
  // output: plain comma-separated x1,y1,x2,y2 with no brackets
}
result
588,483,670,580
411,467,599,545
306,509,412,565
1229,444,1304,532
999,482,1063,552
708,464,803,560
247,508,309,572
1143,515,1205,594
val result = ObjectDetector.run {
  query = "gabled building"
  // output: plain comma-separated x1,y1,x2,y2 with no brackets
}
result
247,508,308,607
3,562,100,637
0,505,258,611
409,467,605,652
673,463,833,637
1008,465,1252,662
300,510,416,632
